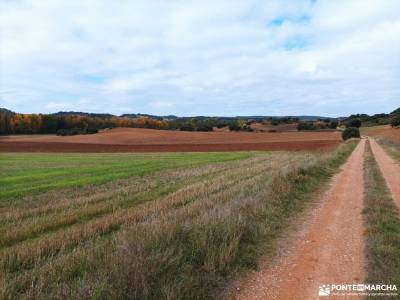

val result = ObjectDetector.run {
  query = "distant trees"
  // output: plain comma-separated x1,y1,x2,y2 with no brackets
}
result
342,127,360,140
391,116,400,127
297,122,316,131
391,107,400,115
227,122,240,131
56,128,98,136
296,120,338,131
8,106,398,135
0,109,13,134
269,117,298,126
0,109,170,135
390,108,400,127
346,119,362,128
1,109,240,134
328,121,338,129
344,113,394,127
168,117,217,132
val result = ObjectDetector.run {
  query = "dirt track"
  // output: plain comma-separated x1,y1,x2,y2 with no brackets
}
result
0,128,341,152
236,139,366,299
369,138,400,208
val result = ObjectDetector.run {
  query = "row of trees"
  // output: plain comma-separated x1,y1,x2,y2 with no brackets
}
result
343,112,400,128
2,107,398,135
297,120,338,131
391,116,400,127
0,109,253,134
0,110,170,135
344,107,400,128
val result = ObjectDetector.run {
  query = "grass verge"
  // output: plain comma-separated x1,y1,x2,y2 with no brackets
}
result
363,140,400,293
374,137,400,162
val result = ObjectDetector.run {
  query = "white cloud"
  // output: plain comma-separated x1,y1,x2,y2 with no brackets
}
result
0,0,399,116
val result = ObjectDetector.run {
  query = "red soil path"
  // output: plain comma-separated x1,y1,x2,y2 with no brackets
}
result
0,128,341,153
236,139,366,299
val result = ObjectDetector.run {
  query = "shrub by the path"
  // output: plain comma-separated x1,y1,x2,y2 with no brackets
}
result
342,127,360,140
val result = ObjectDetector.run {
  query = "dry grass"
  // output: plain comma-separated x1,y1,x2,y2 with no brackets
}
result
375,136,400,162
363,141,400,293
0,143,357,299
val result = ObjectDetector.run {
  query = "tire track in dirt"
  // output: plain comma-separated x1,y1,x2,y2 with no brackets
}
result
236,139,366,299
369,138,400,208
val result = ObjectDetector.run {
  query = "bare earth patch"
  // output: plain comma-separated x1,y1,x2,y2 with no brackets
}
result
0,127,341,152
362,125,400,145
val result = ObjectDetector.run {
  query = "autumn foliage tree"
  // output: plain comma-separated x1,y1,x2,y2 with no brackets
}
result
0,109,170,135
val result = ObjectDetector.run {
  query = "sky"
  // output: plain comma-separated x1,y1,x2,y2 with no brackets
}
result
0,0,399,117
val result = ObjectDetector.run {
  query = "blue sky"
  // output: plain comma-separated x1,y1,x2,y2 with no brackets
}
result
0,0,399,117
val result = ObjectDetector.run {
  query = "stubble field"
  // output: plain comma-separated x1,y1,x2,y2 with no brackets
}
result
0,141,357,299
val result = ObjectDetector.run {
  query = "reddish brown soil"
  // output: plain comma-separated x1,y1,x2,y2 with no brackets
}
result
236,139,366,299
362,125,400,144
369,138,400,208
0,128,341,153
0,140,340,153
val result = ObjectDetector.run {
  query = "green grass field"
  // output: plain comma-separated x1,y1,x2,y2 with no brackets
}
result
0,152,252,204
0,144,357,299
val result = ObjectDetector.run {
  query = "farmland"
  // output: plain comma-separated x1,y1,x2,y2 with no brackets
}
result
362,125,400,161
0,141,356,299
0,127,342,152
2,0,400,297
0,152,250,203
362,125,400,145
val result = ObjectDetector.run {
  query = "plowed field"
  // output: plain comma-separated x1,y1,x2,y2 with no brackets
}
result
0,127,341,152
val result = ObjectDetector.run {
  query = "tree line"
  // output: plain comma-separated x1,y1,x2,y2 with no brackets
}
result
0,109,170,135
0,109,252,135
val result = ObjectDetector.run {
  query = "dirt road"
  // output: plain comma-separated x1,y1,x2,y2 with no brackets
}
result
369,138,400,208
236,139,366,299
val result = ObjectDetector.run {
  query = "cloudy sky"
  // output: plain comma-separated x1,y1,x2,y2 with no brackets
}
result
0,0,399,117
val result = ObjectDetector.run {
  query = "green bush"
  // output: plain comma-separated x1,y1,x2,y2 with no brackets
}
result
346,119,362,128
196,125,213,132
179,124,195,131
216,123,226,128
228,122,241,131
56,129,68,136
86,128,99,134
297,122,316,131
390,116,400,127
56,128,98,136
328,121,338,129
342,127,360,140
